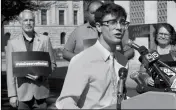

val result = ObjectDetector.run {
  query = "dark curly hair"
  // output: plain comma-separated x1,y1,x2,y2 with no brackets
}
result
154,23,176,45
94,3,127,24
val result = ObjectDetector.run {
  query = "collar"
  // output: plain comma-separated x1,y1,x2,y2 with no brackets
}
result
95,40,111,62
22,31,35,42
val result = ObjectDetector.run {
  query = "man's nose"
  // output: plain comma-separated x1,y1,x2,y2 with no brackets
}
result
115,23,121,30
26,20,30,24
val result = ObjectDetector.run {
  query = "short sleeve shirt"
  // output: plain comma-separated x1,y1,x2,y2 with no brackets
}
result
64,23,98,54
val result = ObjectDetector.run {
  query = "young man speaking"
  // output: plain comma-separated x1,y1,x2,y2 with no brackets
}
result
56,3,129,109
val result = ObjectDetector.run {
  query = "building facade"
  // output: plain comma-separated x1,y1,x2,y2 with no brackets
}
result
3,1,84,49
114,1,176,28
3,1,176,50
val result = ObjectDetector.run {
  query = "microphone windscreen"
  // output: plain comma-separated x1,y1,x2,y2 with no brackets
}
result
138,46,149,55
118,67,128,79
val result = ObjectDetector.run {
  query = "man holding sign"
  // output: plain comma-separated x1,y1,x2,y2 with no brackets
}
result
6,10,56,109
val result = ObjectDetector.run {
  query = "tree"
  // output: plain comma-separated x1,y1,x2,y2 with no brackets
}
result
2,0,38,24
2,0,57,23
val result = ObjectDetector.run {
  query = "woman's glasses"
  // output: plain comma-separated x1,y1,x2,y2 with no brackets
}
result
157,32,171,38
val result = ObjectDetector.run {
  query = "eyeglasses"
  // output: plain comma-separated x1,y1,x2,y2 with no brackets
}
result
101,19,130,29
158,33,170,38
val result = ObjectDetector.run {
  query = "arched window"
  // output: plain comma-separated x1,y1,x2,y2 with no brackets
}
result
60,32,66,44
43,32,48,36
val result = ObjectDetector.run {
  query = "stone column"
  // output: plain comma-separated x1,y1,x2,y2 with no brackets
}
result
50,5,56,25
67,1,73,25
144,1,157,24
47,9,50,25
79,1,84,25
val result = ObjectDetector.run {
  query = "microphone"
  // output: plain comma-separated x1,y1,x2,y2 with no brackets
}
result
127,39,140,50
127,40,149,55
117,67,128,110
127,39,171,87
117,67,128,96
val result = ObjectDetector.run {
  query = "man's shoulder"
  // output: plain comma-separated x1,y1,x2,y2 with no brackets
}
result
8,35,20,43
71,45,99,64
73,23,89,32
36,33,49,41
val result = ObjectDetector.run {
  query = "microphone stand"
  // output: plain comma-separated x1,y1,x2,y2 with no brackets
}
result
116,85,127,110
116,94,122,110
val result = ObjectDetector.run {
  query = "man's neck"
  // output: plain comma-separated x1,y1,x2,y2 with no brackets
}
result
26,32,34,38
99,37,116,53
23,31,34,41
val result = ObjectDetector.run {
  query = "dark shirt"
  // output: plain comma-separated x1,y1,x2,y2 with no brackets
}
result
23,36,34,51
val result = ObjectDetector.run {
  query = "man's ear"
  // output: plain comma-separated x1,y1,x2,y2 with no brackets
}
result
96,22,102,33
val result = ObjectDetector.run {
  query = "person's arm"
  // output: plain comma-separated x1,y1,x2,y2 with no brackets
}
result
170,45,176,61
123,45,134,60
170,45,176,52
62,48,77,61
55,56,89,109
170,76,176,91
139,64,154,86
6,40,18,108
63,29,77,61
47,37,56,72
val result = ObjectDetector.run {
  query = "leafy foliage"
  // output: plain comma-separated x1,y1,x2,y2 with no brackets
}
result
2,0,57,23
2,0,38,23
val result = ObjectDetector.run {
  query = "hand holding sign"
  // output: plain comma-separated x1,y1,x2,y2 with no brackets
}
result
26,74,39,81
12,52,52,77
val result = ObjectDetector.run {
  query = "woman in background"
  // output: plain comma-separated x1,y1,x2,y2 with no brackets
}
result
139,23,176,90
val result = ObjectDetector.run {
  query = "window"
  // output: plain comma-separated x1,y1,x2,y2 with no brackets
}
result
43,32,48,36
41,9,47,25
59,10,64,25
74,10,78,25
60,32,66,44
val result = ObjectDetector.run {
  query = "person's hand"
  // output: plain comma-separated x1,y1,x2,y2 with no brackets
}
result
145,77,154,86
9,97,18,108
26,74,39,81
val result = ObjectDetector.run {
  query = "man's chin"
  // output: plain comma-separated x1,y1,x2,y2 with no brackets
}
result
111,40,121,45
24,30,33,33
114,39,122,44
